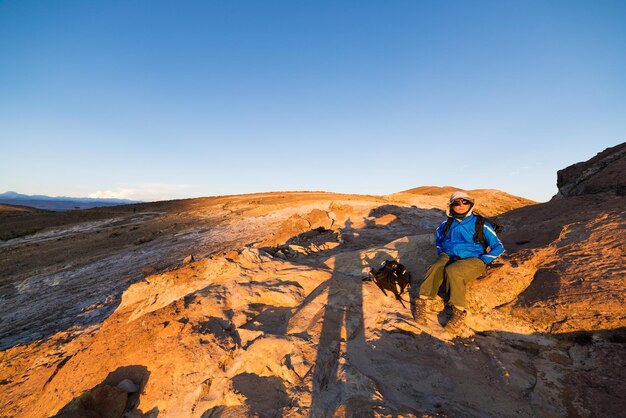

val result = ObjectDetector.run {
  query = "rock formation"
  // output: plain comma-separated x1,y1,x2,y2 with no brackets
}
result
0,144,624,417
555,142,626,198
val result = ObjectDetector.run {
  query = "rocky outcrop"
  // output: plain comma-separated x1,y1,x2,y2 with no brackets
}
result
0,164,624,417
555,141,626,198
490,141,626,332
469,195,626,333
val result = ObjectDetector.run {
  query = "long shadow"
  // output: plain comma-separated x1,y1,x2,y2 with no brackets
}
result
259,205,443,416
201,373,291,417
241,200,624,416
195,205,439,417
52,365,157,417
310,250,370,417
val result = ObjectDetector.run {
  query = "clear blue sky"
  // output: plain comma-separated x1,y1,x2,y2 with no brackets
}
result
1,1,624,202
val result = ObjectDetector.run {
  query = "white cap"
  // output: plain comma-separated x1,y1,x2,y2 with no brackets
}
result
449,191,475,204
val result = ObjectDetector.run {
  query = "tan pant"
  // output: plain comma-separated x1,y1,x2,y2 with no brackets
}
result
418,253,486,309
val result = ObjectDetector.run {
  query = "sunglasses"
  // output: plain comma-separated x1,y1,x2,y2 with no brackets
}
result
451,199,471,206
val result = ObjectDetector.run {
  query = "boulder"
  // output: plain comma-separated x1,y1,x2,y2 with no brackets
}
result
304,208,333,230
286,244,308,255
556,142,626,198
327,202,355,227
260,214,311,247
116,378,138,394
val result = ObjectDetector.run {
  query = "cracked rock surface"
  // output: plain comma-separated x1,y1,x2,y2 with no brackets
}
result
1,148,625,417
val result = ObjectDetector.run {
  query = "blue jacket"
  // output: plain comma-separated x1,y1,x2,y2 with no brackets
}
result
435,214,504,264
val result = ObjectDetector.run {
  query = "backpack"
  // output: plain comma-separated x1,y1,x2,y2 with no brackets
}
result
365,259,411,308
442,214,503,250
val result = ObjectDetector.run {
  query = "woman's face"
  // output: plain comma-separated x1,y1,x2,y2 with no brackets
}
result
451,198,471,214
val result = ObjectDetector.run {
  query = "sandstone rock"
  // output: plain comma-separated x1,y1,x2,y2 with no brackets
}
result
304,208,334,230
239,247,266,264
556,142,626,198
259,214,311,247
318,241,341,251
287,244,308,255
306,243,321,253
237,329,264,347
328,202,355,227
223,249,240,261
3,148,625,418
392,186,537,217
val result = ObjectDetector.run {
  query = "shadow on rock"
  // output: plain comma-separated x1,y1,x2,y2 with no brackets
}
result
240,304,293,335
53,365,156,418
193,316,242,349
201,373,290,418
305,206,441,417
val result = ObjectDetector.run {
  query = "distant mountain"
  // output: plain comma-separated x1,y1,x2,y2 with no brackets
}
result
0,191,141,211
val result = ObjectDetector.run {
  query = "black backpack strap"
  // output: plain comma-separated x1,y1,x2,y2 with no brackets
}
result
442,217,454,238
473,215,487,250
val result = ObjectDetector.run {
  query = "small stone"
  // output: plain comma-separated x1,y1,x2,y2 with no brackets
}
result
183,255,194,265
320,242,341,250
117,378,138,393
307,243,320,253
287,244,308,255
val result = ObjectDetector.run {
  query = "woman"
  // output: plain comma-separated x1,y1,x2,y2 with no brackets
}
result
413,192,504,332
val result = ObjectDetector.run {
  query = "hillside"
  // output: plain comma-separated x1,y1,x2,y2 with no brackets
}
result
0,191,140,211
0,144,624,417
0,203,46,213
392,186,536,217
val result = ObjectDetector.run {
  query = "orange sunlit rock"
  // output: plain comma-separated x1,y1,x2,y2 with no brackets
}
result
0,144,624,417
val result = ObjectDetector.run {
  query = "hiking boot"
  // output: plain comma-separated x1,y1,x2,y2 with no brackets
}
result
445,307,467,333
413,298,428,325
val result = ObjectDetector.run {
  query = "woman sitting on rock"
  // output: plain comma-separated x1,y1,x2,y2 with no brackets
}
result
413,192,504,332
